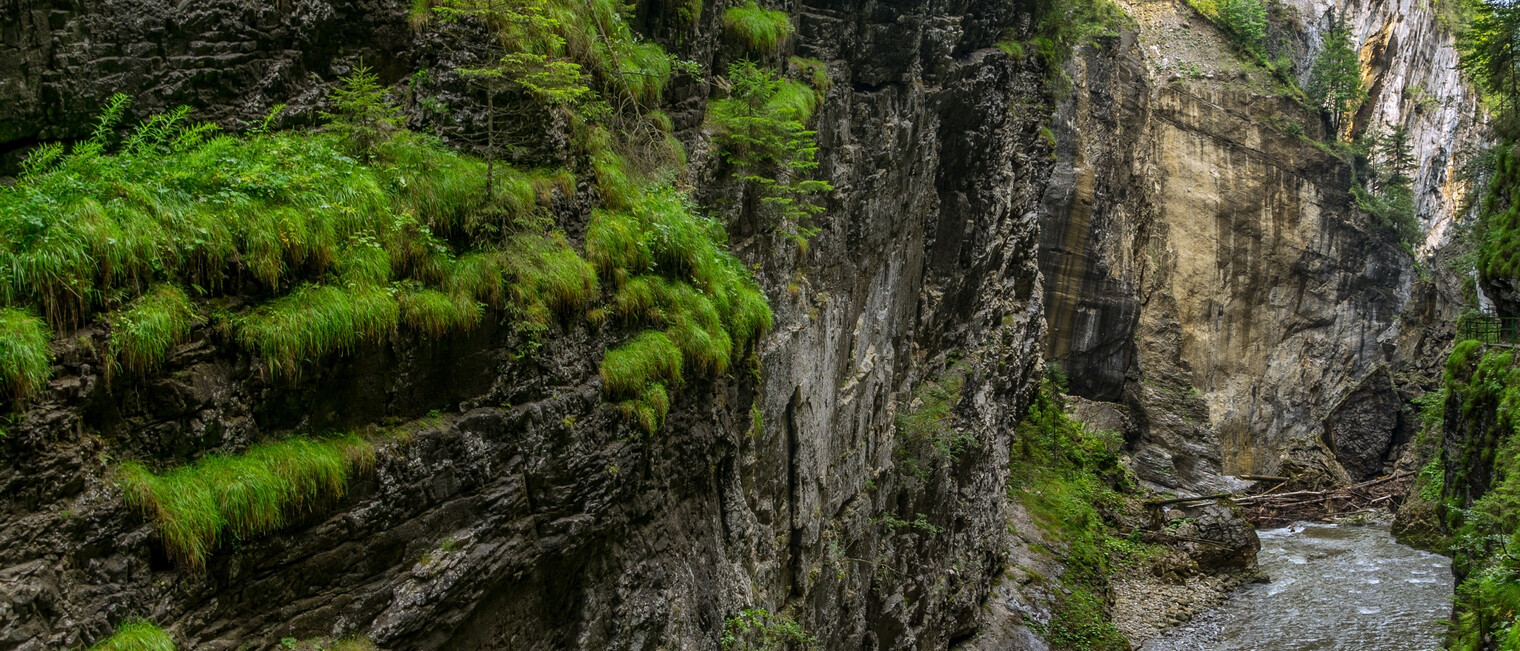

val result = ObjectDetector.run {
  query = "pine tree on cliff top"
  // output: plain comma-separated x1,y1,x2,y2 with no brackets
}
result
1306,17,1367,138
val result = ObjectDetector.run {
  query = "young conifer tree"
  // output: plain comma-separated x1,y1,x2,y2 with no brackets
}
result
1306,17,1367,137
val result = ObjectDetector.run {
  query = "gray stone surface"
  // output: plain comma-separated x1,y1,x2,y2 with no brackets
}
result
0,0,1055,649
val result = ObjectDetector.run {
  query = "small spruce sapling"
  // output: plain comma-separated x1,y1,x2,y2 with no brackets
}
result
322,63,403,162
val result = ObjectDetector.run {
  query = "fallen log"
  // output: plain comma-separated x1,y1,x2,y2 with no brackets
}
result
1239,475,1289,482
1145,493,1233,508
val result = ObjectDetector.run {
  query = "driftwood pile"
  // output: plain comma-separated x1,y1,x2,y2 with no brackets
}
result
1233,471,1415,528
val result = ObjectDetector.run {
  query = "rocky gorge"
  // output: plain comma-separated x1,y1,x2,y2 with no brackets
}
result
0,0,1499,649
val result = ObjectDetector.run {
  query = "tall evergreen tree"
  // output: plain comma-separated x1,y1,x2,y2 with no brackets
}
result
1306,17,1367,137
1460,0,1520,134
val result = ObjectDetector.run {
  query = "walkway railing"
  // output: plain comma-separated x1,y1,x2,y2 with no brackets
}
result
1457,314,1520,345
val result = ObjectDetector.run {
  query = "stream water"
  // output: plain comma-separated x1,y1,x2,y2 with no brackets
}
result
1142,522,1453,651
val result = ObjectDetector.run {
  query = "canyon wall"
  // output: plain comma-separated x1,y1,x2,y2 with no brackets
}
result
1040,0,1471,489
0,0,1057,648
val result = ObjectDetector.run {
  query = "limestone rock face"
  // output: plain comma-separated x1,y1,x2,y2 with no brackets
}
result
0,0,1056,649
1040,0,1470,491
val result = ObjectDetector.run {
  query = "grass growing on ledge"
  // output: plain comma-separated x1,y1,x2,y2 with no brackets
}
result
0,307,51,403
118,433,375,568
589,187,772,432
91,619,176,651
601,331,683,433
399,286,483,337
235,284,400,378
502,233,600,327
107,284,196,374
722,1,792,55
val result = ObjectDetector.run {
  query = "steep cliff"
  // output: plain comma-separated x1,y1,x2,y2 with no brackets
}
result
0,0,1057,649
1040,0,1473,490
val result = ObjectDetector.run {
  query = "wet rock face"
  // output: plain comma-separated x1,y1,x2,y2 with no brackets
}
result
0,1,1054,649
1323,366,1404,481
0,0,415,164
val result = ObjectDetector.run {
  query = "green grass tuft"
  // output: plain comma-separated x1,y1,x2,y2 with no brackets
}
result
399,286,484,337
601,330,683,398
91,619,176,651
235,284,400,378
723,1,793,54
333,239,394,286
107,285,197,374
502,233,599,327
0,307,51,403
119,433,374,568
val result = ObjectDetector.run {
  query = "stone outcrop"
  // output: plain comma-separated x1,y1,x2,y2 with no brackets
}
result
1040,0,1470,492
0,0,1057,649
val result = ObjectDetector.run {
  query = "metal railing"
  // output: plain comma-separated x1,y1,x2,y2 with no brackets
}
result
1457,314,1520,345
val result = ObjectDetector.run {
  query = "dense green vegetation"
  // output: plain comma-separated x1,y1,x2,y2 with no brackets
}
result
1352,126,1422,245
0,308,50,402
108,285,197,375
90,619,177,651
720,608,814,650
1439,341,1520,650
2,0,786,438
998,0,1125,78
1010,374,1157,651
119,434,375,567
709,61,832,249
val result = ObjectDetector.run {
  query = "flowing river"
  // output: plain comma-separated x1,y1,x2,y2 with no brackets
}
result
1142,522,1453,651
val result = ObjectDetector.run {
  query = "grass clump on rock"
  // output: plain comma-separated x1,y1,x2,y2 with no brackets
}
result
0,307,51,403
107,284,197,374
119,434,375,568
601,330,683,433
722,1,793,55
91,619,176,651
589,187,772,432
235,284,401,378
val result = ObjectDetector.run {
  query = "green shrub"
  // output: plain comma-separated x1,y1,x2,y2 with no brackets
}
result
708,61,832,248
723,2,793,55
118,434,374,568
108,285,197,374
0,307,51,402
91,619,176,651
235,284,400,377
320,63,403,162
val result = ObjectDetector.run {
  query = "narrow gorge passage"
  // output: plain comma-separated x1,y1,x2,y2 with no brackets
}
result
0,0,1512,647
1145,523,1454,651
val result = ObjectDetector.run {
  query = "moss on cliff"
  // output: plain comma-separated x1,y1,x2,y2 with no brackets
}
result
1437,341,1520,649
1010,376,1157,651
